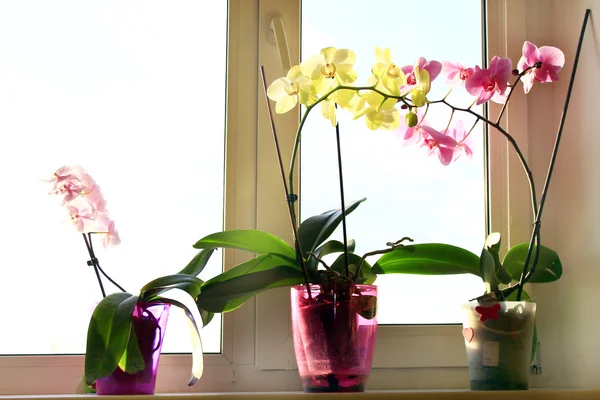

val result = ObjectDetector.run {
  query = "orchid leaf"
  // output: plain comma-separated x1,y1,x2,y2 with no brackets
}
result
117,323,145,374
154,288,205,386
140,274,205,300
298,198,365,258
197,265,305,312
371,244,480,276
484,233,512,284
308,239,356,272
201,253,298,286
480,248,500,294
503,243,562,283
84,293,139,384
330,252,372,282
193,230,296,263
178,249,215,277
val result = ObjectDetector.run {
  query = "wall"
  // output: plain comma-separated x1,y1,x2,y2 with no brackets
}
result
524,0,600,389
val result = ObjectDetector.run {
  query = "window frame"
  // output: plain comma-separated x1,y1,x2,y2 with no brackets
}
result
0,0,534,394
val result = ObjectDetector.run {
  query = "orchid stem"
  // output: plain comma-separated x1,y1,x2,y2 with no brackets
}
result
82,233,106,298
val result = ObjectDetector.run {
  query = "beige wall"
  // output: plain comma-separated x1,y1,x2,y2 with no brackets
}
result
522,0,600,389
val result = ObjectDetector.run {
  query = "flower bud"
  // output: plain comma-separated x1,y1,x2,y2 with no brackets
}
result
405,111,418,128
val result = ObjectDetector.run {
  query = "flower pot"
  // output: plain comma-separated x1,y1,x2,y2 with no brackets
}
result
96,302,171,395
462,301,536,390
290,284,378,393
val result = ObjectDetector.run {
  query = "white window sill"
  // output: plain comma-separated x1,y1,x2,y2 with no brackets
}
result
1,391,599,400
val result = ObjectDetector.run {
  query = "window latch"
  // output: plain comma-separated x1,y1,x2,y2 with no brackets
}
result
269,16,292,75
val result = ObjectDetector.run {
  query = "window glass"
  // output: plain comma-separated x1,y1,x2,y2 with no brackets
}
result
0,1,226,353
301,0,485,324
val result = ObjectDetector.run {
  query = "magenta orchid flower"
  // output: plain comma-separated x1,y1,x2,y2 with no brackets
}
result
441,61,476,88
401,57,442,89
465,56,512,105
517,41,565,94
447,120,474,161
420,125,458,166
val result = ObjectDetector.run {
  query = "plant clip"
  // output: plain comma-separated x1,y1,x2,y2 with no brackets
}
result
86,257,99,266
475,303,501,322
286,193,298,203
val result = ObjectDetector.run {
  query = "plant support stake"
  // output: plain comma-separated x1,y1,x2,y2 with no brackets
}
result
260,65,312,298
334,107,350,277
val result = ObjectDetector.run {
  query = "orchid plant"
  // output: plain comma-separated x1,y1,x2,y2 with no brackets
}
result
190,40,567,319
48,165,215,388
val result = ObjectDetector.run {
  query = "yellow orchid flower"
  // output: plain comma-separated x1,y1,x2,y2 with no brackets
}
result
364,92,400,130
349,91,399,130
267,65,316,114
371,47,407,96
410,66,431,107
302,47,358,95
319,89,356,127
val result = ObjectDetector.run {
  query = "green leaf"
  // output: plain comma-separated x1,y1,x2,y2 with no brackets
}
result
178,249,215,277
318,239,356,258
140,274,205,300
330,252,371,282
503,243,562,283
297,198,365,258
84,293,139,384
193,230,296,262
117,324,145,374
371,244,480,276
154,289,206,386
484,233,512,284
480,248,500,294
197,265,305,312
202,253,297,287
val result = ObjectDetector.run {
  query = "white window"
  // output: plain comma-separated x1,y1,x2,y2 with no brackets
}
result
0,0,527,394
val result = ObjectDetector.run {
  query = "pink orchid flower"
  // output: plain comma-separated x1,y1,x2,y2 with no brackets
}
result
420,125,458,166
447,120,474,161
48,165,77,191
56,181,86,204
97,214,121,248
401,57,442,88
441,61,476,88
85,188,107,212
102,220,121,248
465,56,512,105
66,205,93,232
517,41,565,94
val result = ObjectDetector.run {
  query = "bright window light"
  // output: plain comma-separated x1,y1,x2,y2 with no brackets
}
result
301,0,486,324
0,1,227,354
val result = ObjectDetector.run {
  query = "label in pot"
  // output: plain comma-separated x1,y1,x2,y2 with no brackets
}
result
482,341,499,367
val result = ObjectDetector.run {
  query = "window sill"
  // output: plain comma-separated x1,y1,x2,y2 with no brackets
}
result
0,391,598,400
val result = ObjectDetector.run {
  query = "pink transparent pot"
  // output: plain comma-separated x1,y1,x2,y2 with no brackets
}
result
291,284,378,392
96,302,170,395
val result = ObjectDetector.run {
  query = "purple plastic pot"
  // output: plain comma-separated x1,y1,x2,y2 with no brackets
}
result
96,302,170,395
291,284,378,392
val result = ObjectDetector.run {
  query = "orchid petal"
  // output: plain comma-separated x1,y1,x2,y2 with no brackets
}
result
522,41,540,67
